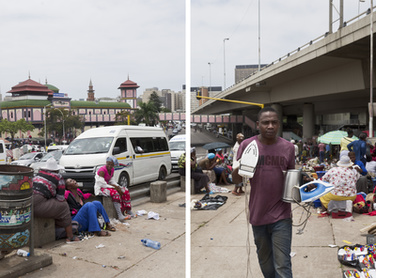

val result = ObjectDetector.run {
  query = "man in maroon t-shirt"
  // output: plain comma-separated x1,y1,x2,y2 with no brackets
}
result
233,106,295,278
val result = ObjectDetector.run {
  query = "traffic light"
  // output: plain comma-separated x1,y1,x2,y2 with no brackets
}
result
196,90,201,100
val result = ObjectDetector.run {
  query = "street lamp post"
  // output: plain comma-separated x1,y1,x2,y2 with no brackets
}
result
368,0,374,137
258,0,261,72
54,108,65,143
208,62,212,91
43,103,52,150
223,38,229,90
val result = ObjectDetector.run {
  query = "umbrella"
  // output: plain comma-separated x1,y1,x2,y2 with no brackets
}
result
317,130,358,145
202,142,231,150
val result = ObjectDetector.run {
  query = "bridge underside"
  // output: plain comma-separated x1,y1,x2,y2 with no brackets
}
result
197,34,375,119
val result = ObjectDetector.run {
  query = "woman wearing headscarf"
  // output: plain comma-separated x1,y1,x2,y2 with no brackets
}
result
94,156,135,221
65,178,116,236
33,158,81,243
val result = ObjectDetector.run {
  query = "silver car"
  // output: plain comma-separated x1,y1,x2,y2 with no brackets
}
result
10,152,45,167
30,150,64,174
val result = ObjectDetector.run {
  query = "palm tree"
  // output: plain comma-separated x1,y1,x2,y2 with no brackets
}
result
115,110,135,125
134,101,159,126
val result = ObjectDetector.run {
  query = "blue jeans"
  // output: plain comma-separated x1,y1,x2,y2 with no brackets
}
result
319,151,325,163
72,201,110,233
252,218,293,278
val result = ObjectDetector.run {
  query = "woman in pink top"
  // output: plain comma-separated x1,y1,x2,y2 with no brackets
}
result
94,156,135,221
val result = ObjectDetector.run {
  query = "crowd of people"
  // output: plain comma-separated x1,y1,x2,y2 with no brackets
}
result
181,109,376,277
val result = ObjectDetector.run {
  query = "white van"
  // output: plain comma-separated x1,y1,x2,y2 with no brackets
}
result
60,125,171,192
168,134,186,171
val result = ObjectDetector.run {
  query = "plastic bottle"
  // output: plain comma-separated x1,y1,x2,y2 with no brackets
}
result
17,249,30,257
141,239,161,250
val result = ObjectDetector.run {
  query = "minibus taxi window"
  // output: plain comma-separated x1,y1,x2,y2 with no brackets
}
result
113,137,127,155
157,137,169,151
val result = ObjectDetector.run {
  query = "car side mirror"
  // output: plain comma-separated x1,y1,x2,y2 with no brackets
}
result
112,146,121,155
135,146,144,153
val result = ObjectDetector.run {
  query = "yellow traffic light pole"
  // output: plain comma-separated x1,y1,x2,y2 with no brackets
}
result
196,93,264,109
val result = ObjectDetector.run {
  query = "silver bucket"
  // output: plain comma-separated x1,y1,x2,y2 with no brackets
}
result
282,169,301,203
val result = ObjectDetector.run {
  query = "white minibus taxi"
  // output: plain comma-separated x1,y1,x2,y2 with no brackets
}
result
60,125,171,192
168,134,185,171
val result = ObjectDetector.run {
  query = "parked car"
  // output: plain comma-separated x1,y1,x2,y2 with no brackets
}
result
30,150,64,174
11,152,45,166
47,145,69,152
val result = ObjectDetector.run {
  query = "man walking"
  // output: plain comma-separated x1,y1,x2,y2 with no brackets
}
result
232,106,295,278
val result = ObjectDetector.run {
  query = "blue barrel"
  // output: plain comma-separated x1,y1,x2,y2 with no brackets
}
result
0,165,33,252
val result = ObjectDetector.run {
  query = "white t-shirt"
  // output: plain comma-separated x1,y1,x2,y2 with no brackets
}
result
366,161,376,174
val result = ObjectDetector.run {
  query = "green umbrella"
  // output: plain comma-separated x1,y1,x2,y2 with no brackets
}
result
317,130,358,145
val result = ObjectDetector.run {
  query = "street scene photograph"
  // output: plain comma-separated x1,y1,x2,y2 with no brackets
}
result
0,0,392,277
0,0,186,277
189,0,380,277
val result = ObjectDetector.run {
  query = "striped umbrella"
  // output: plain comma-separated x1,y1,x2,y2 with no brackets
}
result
317,130,358,145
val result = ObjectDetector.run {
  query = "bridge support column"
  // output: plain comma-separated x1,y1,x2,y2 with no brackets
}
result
303,103,315,140
271,103,283,137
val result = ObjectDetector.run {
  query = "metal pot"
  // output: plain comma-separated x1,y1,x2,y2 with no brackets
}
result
282,169,301,203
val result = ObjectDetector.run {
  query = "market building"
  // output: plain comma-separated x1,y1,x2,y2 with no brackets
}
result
0,77,134,140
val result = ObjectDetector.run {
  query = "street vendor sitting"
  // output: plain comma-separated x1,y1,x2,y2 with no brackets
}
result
319,156,358,210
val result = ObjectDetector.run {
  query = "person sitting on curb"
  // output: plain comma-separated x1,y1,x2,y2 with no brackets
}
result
178,148,210,194
207,150,231,186
348,151,374,194
94,156,136,221
65,178,116,236
198,153,217,184
32,157,81,243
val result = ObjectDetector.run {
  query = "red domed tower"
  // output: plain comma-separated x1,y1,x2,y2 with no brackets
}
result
118,76,139,109
7,78,54,98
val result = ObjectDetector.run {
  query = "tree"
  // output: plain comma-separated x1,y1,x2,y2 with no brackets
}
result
134,101,159,126
0,119,35,141
149,91,163,112
44,108,84,143
115,110,136,125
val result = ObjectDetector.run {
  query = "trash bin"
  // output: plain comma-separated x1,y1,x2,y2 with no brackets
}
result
0,165,33,252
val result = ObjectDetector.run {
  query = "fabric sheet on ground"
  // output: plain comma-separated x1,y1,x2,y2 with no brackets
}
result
195,194,228,210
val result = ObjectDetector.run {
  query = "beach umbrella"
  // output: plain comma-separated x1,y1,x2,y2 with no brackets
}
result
317,130,358,145
202,142,231,150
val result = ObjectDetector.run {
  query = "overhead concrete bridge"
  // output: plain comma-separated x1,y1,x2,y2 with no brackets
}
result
193,10,376,140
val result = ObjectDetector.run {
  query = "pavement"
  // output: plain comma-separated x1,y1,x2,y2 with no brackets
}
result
190,184,376,278
0,184,376,278
1,189,185,278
